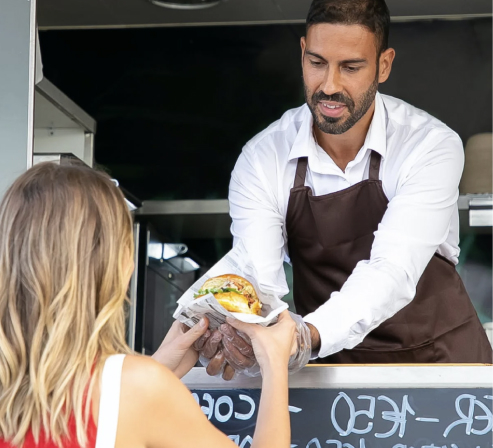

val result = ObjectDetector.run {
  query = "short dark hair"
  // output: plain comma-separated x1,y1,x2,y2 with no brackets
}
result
306,0,390,54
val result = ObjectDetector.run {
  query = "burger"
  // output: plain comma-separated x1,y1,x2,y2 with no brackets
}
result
194,274,262,315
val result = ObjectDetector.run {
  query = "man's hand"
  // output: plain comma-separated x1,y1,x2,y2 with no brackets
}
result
152,318,209,379
196,315,312,378
221,326,256,370
192,323,257,380
305,323,321,351
192,327,239,380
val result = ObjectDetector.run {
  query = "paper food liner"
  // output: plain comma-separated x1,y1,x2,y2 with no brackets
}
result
173,240,289,329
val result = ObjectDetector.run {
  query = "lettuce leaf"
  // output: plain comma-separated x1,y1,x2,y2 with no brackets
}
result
193,287,242,299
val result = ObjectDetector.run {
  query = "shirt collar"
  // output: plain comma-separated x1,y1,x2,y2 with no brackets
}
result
288,91,388,163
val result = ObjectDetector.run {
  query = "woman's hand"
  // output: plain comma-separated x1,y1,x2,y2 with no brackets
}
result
226,310,297,374
152,318,209,378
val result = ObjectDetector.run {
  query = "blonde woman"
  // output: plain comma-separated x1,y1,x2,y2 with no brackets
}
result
0,163,296,448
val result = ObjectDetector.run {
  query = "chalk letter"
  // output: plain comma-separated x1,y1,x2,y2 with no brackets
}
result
443,394,476,437
331,392,356,436
375,395,415,438
325,441,342,448
235,394,256,421
201,393,214,420
239,435,253,448
215,395,234,423
306,438,322,448
471,398,493,435
352,395,376,435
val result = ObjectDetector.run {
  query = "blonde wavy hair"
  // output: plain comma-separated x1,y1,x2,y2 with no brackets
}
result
0,162,134,447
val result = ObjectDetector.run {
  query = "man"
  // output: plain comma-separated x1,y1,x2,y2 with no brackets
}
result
201,0,492,370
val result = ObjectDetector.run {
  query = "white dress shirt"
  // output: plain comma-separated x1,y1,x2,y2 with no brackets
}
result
229,92,464,358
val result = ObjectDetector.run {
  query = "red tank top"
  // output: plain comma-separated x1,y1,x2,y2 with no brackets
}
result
0,414,97,448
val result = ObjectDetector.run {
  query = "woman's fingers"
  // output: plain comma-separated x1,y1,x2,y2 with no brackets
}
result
225,317,257,338
176,318,209,349
276,310,291,323
290,328,298,356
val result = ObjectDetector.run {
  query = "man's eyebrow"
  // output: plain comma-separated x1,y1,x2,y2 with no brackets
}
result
305,52,368,65
340,58,368,64
305,50,327,62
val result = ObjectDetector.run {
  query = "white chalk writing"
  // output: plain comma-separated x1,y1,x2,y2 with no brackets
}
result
375,394,415,438
443,394,493,437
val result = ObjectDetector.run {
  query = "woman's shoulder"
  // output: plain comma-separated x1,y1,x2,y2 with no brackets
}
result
121,355,183,402
114,355,193,447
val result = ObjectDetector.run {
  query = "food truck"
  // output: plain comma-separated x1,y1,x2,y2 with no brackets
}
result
1,0,492,446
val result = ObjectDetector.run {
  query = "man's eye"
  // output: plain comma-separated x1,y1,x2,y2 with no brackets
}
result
310,60,323,67
344,66,360,73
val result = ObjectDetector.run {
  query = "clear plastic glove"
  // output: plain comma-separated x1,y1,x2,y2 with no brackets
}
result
199,329,222,359
287,312,312,373
193,328,238,380
227,310,297,374
198,311,311,378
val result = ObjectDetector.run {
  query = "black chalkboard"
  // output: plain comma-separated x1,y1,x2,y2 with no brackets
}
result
190,388,493,448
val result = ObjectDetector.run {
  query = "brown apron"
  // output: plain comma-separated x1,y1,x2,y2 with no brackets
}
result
286,151,492,363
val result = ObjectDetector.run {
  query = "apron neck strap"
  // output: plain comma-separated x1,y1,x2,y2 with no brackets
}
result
368,150,382,181
295,151,381,187
294,157,309,188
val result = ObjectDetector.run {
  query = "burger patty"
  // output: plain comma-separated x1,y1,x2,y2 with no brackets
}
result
222,280,256,304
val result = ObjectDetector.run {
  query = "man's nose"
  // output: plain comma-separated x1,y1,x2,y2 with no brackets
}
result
320,67,342,96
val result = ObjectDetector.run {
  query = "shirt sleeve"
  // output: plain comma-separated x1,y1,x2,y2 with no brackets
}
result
229,144,290,296
303,131,465,358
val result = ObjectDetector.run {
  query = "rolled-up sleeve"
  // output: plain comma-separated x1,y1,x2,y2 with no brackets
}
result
303,131,465,358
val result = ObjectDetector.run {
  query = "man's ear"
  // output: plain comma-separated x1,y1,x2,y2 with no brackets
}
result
378,48,396,84
300,36,307,67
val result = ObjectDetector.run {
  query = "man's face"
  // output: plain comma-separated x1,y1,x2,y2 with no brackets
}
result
302,24,383,135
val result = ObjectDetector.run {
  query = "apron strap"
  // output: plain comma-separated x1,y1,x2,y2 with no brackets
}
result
294,157,309,188
368,150,382,181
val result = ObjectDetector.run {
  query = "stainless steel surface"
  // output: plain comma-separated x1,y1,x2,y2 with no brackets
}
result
37,0,492,29
138,199,229,215
469,197,493,208
84,132,94,167
127,221,141,350
458,194,493,228
35,78,96,133
33,152,86,166
149,0,222,10
0,0,37,197
182,365,493,389
470,209,493,227
34,78,96,167
458,194,493,210
136,200,231,240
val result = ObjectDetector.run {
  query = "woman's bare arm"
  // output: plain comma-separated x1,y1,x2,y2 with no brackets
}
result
113,307,297,448
114,355,237,448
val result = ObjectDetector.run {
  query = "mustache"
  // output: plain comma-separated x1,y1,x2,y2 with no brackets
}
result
312,91,355,110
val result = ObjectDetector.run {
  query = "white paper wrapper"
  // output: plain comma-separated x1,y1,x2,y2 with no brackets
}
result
172,241,310,378
173,240,289,329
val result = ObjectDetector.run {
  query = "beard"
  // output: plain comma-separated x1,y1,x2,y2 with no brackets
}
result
304,72,379,135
